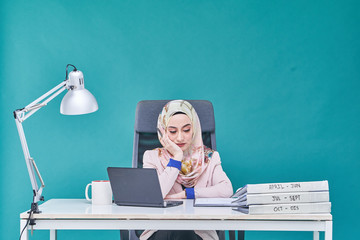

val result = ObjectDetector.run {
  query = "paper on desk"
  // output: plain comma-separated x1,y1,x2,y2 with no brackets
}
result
194,198,246,207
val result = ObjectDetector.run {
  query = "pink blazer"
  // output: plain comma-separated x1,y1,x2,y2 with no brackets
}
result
140,149,233,240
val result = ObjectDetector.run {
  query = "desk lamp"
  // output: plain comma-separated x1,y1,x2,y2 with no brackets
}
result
13,64,98,214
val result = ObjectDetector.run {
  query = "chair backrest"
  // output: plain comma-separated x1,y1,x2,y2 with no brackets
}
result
133,100,216,168
129,100,232,240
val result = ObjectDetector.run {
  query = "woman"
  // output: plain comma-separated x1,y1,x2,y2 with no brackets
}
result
140,100,233,240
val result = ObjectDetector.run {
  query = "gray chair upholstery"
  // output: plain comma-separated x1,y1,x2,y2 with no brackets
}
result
133,100,216,168
120,100,244,240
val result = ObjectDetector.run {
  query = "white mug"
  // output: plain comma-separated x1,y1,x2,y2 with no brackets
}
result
85,180,112,205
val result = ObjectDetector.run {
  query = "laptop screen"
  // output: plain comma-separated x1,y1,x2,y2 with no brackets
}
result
107,167,164,207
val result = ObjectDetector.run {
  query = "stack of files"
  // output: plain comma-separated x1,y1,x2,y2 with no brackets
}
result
194,180,331,215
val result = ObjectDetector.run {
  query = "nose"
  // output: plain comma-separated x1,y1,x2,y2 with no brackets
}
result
176,131,184,142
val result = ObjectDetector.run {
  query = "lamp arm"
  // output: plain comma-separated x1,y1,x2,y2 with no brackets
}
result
15,81,68,122
13,81,68,211
14,119,43,205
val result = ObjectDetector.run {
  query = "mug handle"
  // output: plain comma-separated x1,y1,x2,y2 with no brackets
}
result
85,183,92,201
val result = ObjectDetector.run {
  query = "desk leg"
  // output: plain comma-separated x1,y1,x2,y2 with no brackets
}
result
20,220,29,240
50,229,57,240
313,231,319,240
325,221,333,240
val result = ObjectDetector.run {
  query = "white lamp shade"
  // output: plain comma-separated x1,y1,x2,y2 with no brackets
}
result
60,88,98,115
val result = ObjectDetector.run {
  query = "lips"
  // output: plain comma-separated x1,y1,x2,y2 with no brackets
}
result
176,143,185,147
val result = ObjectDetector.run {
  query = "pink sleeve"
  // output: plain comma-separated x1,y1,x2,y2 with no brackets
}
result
194,152,233,198
143,150,179,198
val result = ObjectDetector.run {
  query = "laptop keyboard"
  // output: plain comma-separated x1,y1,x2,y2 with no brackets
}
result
164,200,183,207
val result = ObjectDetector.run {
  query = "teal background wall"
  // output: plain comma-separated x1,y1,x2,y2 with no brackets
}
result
1,0,359,239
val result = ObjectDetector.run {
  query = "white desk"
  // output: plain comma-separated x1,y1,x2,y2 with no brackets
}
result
20,199,332,240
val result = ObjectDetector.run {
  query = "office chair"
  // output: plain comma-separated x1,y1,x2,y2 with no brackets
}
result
120,100,244,240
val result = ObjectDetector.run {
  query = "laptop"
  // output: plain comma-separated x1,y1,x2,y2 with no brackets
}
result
107,167,183,208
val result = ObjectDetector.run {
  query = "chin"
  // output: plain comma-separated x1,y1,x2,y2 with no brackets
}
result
181,146,190,152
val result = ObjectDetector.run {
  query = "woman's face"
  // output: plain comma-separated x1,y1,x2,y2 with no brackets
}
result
167,113,193,151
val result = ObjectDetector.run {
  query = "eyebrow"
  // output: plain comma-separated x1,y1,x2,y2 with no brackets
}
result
168,124,191,129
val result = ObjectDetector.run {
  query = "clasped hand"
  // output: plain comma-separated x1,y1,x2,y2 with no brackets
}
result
159,129,186,199
158,128,183,161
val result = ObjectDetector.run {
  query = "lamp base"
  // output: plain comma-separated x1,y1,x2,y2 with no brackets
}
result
28,202,42,214
28,202,42,228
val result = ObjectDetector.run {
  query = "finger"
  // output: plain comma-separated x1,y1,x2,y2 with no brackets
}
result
164,134,174,146
162,135,167,144
160,132,169,146
163,134,171,146
163,132,169,141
